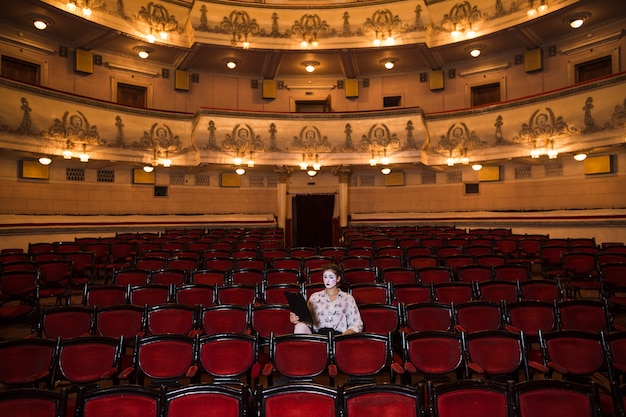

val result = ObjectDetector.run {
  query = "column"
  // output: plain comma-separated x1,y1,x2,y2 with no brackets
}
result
336,167,351,228
275,167,291,231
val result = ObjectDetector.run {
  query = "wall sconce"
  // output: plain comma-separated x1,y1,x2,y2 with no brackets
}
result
66,0,92,17
365,9,400,47
302,61,320,73
235,167,246,175
233,150,255,168
380,58,398,70
530,138,558,159
221,10,259,49
369,147,390,166
292,14,329,48
224,58,240,70
63,139,74,159
133,46,154,59
573,153,587,161
38,156,52,165
441,2,481,39
161,151,172,167
300,153,321,171
78,144,89,163
527,0,548,17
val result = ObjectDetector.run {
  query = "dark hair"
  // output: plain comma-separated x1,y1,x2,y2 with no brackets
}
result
321,263,342,277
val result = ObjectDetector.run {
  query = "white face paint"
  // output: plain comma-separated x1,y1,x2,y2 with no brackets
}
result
323,271,338,289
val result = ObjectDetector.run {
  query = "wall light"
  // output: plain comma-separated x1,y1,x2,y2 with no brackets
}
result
78,144,89,163
38,156,52,165
133,46,154,59
302,61,320,73
573,153,587,161
380,58,398,70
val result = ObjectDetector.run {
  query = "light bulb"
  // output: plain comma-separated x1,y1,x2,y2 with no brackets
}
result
447,157,455,166
162,158,171,167
33,20,49,30
242,41,250,49
305,64,316,73
234,157,242,165
159,31,168,40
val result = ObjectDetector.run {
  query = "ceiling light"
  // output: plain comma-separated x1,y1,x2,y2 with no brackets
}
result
66,1,77,12
469,48,481,58
381,167,391,175
133,46,154,59
573,153,587,161
307,169,317,177
162,158,171,168
567,13,590,29
235,168,246,175
380,58,398,70
224,58,240,70
472,164,483,171
38,157,52,165
143,165,154,173
302,61,319,73
63,149,72,159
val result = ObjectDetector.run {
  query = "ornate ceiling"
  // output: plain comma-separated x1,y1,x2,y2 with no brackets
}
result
1,0,623,80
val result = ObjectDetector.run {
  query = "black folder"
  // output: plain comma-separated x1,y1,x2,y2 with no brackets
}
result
284,291,314,324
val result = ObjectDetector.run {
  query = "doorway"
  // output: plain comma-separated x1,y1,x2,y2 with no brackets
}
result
292,194,335,248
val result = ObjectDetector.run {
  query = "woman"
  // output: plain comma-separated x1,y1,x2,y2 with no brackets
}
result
290,263,363,335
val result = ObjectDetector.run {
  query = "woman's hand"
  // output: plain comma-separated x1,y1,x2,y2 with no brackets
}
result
289,312,300,324
342,329,356,335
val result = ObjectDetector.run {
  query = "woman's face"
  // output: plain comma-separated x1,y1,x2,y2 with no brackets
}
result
323,270,338,289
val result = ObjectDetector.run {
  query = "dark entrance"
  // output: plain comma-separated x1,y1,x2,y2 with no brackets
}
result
292,194,335,248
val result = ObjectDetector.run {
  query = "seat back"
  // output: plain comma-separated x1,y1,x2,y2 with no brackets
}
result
57,336,123,386
341,383,424,417
402,331,464,379
36,306,94,339
359,303,401,335
82,284,127,307
555,299,613,333
332,332,393,383
197,333,260,385
0,338,57,389
199,304,250,335
348,282,391,305
128,284,172,307
75,385,162,417
164,384,248,417
463,330,529,380
455,301,505,333
133,334,197,385
0,388,68,417
428,379,513,417
257,383,338,417
403,302,454,332
145,304,198,336
93,304,145,340
268,333,331,384
514,380,601,417
174,284,216,307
